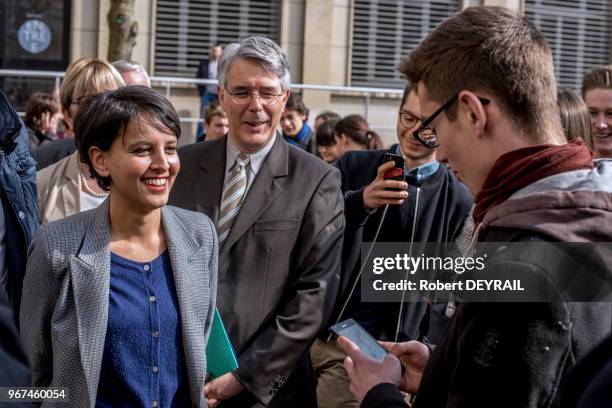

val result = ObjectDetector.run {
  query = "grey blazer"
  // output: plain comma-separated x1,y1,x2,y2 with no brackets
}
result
169,134,345,406
20,199,218,408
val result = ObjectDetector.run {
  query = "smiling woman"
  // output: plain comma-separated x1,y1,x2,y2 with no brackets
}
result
20,86,218,408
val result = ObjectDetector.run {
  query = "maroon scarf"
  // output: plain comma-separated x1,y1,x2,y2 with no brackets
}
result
473,139,593,223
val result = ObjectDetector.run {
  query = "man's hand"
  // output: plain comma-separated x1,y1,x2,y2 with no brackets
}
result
204,372,245,407
338,336,402,404
362,161,408,209
380,341,430,394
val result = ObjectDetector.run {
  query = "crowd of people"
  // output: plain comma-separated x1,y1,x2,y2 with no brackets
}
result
2,5,612,408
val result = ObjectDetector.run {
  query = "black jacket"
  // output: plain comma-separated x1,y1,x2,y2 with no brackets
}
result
0,90,38,315
328,146,472,342
31,137,76,170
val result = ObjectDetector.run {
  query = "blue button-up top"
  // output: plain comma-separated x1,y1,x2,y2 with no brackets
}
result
96,250,191,407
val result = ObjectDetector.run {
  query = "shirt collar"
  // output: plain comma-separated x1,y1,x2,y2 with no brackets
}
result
394,144,440,184
226,132,277,175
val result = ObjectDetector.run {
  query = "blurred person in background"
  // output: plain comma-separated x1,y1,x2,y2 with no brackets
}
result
24,92,61,152
197,102,229,142
281,92,317,155
558,88,594,150
582,65,612,158
36,57,124,223
112,60,151,87
314,110,341,131
21,86,218,408
317,114,383,163
34,58,125,170
316,119,340,163
196,43,223,140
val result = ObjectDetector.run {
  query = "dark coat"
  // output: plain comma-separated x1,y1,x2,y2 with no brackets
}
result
329,146,472,343
0,90,38,315
196,58,211,96
363,162,612,408
31,137,76,170
561,334,612,408
169,134,345,407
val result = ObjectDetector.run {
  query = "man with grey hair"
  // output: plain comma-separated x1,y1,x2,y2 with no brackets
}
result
111,60,151,87
170,36,345,407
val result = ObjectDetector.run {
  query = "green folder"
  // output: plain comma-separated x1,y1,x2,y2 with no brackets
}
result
206,308,239,379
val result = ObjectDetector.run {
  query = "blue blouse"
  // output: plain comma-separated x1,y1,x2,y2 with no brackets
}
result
96,250,192,408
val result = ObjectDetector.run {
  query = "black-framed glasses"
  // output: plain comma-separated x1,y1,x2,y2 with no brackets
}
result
412,94,490,148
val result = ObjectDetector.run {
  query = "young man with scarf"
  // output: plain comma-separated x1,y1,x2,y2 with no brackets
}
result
338,6,612,408
280,92,317,155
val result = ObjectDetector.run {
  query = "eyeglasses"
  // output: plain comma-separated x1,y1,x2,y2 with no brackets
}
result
225,88,286,106
70,95,91,106
412,94,490,148
398,111,420,129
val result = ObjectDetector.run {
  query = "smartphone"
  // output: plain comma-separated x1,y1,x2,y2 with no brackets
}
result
383,153,405,182
330,318,387,362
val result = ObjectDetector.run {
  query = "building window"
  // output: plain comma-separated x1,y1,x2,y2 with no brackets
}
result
154,0,280,77
350,0,459,88
525,0,611,90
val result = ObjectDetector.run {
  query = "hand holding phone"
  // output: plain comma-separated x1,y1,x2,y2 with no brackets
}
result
362,156,408,209
330,318,388,362
383,153,405,183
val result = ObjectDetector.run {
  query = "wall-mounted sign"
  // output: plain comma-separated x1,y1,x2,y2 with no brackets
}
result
0,0,70,70
17,19,52,54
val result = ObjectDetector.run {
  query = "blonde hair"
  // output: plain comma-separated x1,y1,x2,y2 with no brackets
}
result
59,57,125,110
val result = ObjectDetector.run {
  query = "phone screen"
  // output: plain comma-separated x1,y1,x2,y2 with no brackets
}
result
331,319,387,362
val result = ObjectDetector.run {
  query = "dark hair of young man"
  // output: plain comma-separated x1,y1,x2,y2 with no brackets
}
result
284,92,309,119
399,6,560,142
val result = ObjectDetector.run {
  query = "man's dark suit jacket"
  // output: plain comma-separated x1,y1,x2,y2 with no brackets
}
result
169,135,345,407
32,138,76,170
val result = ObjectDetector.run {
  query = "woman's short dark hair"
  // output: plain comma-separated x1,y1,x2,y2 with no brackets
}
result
316,119,339,147
74,85,181,190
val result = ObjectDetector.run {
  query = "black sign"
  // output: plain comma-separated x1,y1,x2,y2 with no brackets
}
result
0,0,71,70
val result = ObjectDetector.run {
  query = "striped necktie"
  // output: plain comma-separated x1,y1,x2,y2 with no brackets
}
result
217,153,250,246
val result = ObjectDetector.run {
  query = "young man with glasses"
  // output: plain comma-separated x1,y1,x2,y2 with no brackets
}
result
169,36,345,408
310,84,471,408
338,6,612,408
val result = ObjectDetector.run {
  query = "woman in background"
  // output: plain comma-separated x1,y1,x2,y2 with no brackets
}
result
558,88,595,150
36,57,124,224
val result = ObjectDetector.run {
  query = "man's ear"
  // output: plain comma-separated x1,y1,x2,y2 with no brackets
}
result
88,146,110,178
458,90,488,135
217,85,225,103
